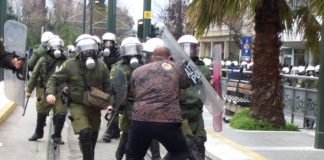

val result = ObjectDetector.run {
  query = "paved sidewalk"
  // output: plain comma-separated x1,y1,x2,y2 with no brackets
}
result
2,81,324,160
203,109,324,160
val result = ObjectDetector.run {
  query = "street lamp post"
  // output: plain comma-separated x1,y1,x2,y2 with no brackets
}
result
90,0,94,34
143,0,151,42
315,16,324,149
0,0,6,81
83,0,87,33
107,0,116,33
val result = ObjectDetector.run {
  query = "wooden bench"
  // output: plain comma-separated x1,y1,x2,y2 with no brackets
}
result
223,79,252,114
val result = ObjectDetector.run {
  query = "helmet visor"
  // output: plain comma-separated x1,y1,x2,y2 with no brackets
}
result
76,43,98,53
121,44,142,57
180,43,198,57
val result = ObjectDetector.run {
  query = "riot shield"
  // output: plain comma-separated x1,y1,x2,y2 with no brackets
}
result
99,67,127,141
4,20,27,106
161,27,224,131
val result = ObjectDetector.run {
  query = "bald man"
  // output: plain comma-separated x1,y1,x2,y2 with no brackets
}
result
125,46,189,160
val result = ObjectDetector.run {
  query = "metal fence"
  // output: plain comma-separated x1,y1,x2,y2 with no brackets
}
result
221,69,318,128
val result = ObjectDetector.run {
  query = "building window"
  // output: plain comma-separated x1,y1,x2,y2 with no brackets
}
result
294,49,305,66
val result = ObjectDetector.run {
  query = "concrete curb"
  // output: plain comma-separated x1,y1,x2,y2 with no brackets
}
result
0,102,16,125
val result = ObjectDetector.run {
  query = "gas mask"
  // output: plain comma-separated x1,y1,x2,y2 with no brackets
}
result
130,57,140,69
53,49,62,58
80,50,97,70
85,57,96,70
103,48,110,56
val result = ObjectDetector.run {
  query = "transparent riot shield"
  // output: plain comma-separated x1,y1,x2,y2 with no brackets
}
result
161,27,224,131
99,67,127,141
4,20,27,106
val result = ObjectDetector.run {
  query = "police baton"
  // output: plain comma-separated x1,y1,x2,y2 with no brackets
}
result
22,96,30,116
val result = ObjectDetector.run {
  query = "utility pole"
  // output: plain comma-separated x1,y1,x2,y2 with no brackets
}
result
143,0,151,42
90,0,94,34
83,0,87,33
107,0,116,33
315,16,324,149
0,0,6,81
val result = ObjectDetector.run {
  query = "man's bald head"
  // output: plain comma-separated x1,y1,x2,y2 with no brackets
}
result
152,46,171,61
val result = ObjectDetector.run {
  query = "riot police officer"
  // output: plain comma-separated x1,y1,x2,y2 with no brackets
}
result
101,32,121,70
178,34,211,160
46,37,114,160
28,31,54,70
101,32,122,143
107,36,143,160
25,36,67,144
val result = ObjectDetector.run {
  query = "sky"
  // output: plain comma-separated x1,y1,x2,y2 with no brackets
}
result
46,0,169,29
117,0,169,29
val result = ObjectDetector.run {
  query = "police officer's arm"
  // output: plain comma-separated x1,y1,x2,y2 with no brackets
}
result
26,57,43,96
101,61,115,106
0,44,17,70
28,45,46,70
46,62,70,104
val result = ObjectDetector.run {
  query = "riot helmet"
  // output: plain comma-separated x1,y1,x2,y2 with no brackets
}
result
75,38,98,70
75,34,92,44
41,31,54,47
241,61,248,70
120,36,143,69
291,66,298,75
247,62,253,70
67,45,76,58
225,60,231,67
232,61,238,66
297,66,306,75
47,36,64,59
178,35,199,57
102,32,117,57
315,65,320,73
142,38,165,63
92,35,102,47
306,65,315,76
221,61,225,67
281,67,290,74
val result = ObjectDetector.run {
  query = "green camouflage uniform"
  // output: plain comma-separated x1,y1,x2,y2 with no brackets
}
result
28,45,47,70
110,58,137,160
180,58,211,159
26,53,66,115
110,59,135,133
46,58,113,133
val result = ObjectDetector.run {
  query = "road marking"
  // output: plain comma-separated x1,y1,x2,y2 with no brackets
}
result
206,129,267,160
246,146,320,151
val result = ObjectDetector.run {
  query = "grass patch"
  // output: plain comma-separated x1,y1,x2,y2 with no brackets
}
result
230,108,299,131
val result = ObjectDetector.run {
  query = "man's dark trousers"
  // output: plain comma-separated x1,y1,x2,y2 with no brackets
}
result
126,121,188,160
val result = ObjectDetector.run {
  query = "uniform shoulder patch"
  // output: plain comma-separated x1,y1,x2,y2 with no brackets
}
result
161,62,173,71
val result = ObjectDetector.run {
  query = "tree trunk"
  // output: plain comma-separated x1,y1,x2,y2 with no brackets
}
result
250,0,285,128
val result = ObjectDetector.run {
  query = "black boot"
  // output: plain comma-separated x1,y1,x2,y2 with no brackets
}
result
194,137,206,160
111,117,120,139
29,113,47,141
185,136,201,160
52,114,66,144
102,129,112,143
115,132,127,160
91,131,99,160
79,128,93,160
150,140,161,160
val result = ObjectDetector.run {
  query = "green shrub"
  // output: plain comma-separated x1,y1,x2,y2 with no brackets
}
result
230,108,299,131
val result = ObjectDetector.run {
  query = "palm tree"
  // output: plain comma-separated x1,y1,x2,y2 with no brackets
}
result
187,0,322,128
